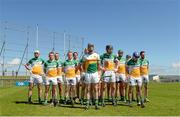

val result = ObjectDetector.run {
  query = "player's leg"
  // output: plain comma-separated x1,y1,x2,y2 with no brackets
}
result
79,74,85,105
120,81,125,101
115,81,119,101
76,82,80,99
43,85,50,105
107,83,110,101
110,82,116,106
132,85,136,101
51,78,58,106
52,84,57,106
69,85,74,106
92,83,100,109
128,85,133,107
85,83,91,110
120,75,126,102
57,77,64,103
36,77,43,103
98,81,103,106
119,77,122,101
91,72,100,109
58,82,63,102
70,78,76,107
109,72,116,105
101,81,107,107
90,83,94,105
80,81,86,105
137,85,144,107
125,76,129,101
64,82,70,104
98,81,102,105
37,83,42,103
84,73,93,110
28,82,34,103
124,82,128,101
76,76,80,99
143,76,150,102
137,79,145,108
136,84,140,105
144,82,149,102
128,77,135,106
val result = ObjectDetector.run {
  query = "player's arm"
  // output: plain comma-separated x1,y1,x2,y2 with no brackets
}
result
147,60,149,70
24,63,30,70
97,60,103,81
75,62,79,73
97,60,101,71
56,62,59,73
62,62,65,73
99,65,105,72
40,59,45,76
126,61,130,74
79,57,85,73
77,62,82,72
79,63,83,72
97,54,104,81
114,56,118,72
24,59,31,71
99,54,105,72
43,62,47,74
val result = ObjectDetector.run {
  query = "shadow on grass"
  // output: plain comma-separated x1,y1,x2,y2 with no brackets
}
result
117,103,131,107
14,100,42,105
14,100,131,109
103,102,130,107
14,100,85,109
15,101,28,104
59,105,85,109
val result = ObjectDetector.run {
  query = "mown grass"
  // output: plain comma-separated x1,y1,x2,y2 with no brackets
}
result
0,82,180,116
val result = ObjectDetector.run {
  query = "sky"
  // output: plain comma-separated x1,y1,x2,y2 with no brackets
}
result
0,0,180,75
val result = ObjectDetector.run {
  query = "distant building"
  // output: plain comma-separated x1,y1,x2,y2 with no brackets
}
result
149,74,180,82
149,74,160,82
153,75,160,82
159,75,180,82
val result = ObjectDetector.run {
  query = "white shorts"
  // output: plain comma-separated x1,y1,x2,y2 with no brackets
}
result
85,72,100,84
29,76,43,84
76,75,81,83
141,75,149,84
129,77,142,86
103,71,116,83
57,76,64,83
116,73,126,82
80,73,86,83
125,76,129,83
65,78,76,85
45,77,58,85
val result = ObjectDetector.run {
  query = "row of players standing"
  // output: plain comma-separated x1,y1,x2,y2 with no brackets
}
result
24,43,149,110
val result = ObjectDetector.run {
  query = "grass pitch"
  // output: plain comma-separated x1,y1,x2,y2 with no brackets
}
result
0,82,180,116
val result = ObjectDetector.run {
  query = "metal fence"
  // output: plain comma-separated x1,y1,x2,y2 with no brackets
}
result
0,21,84,77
